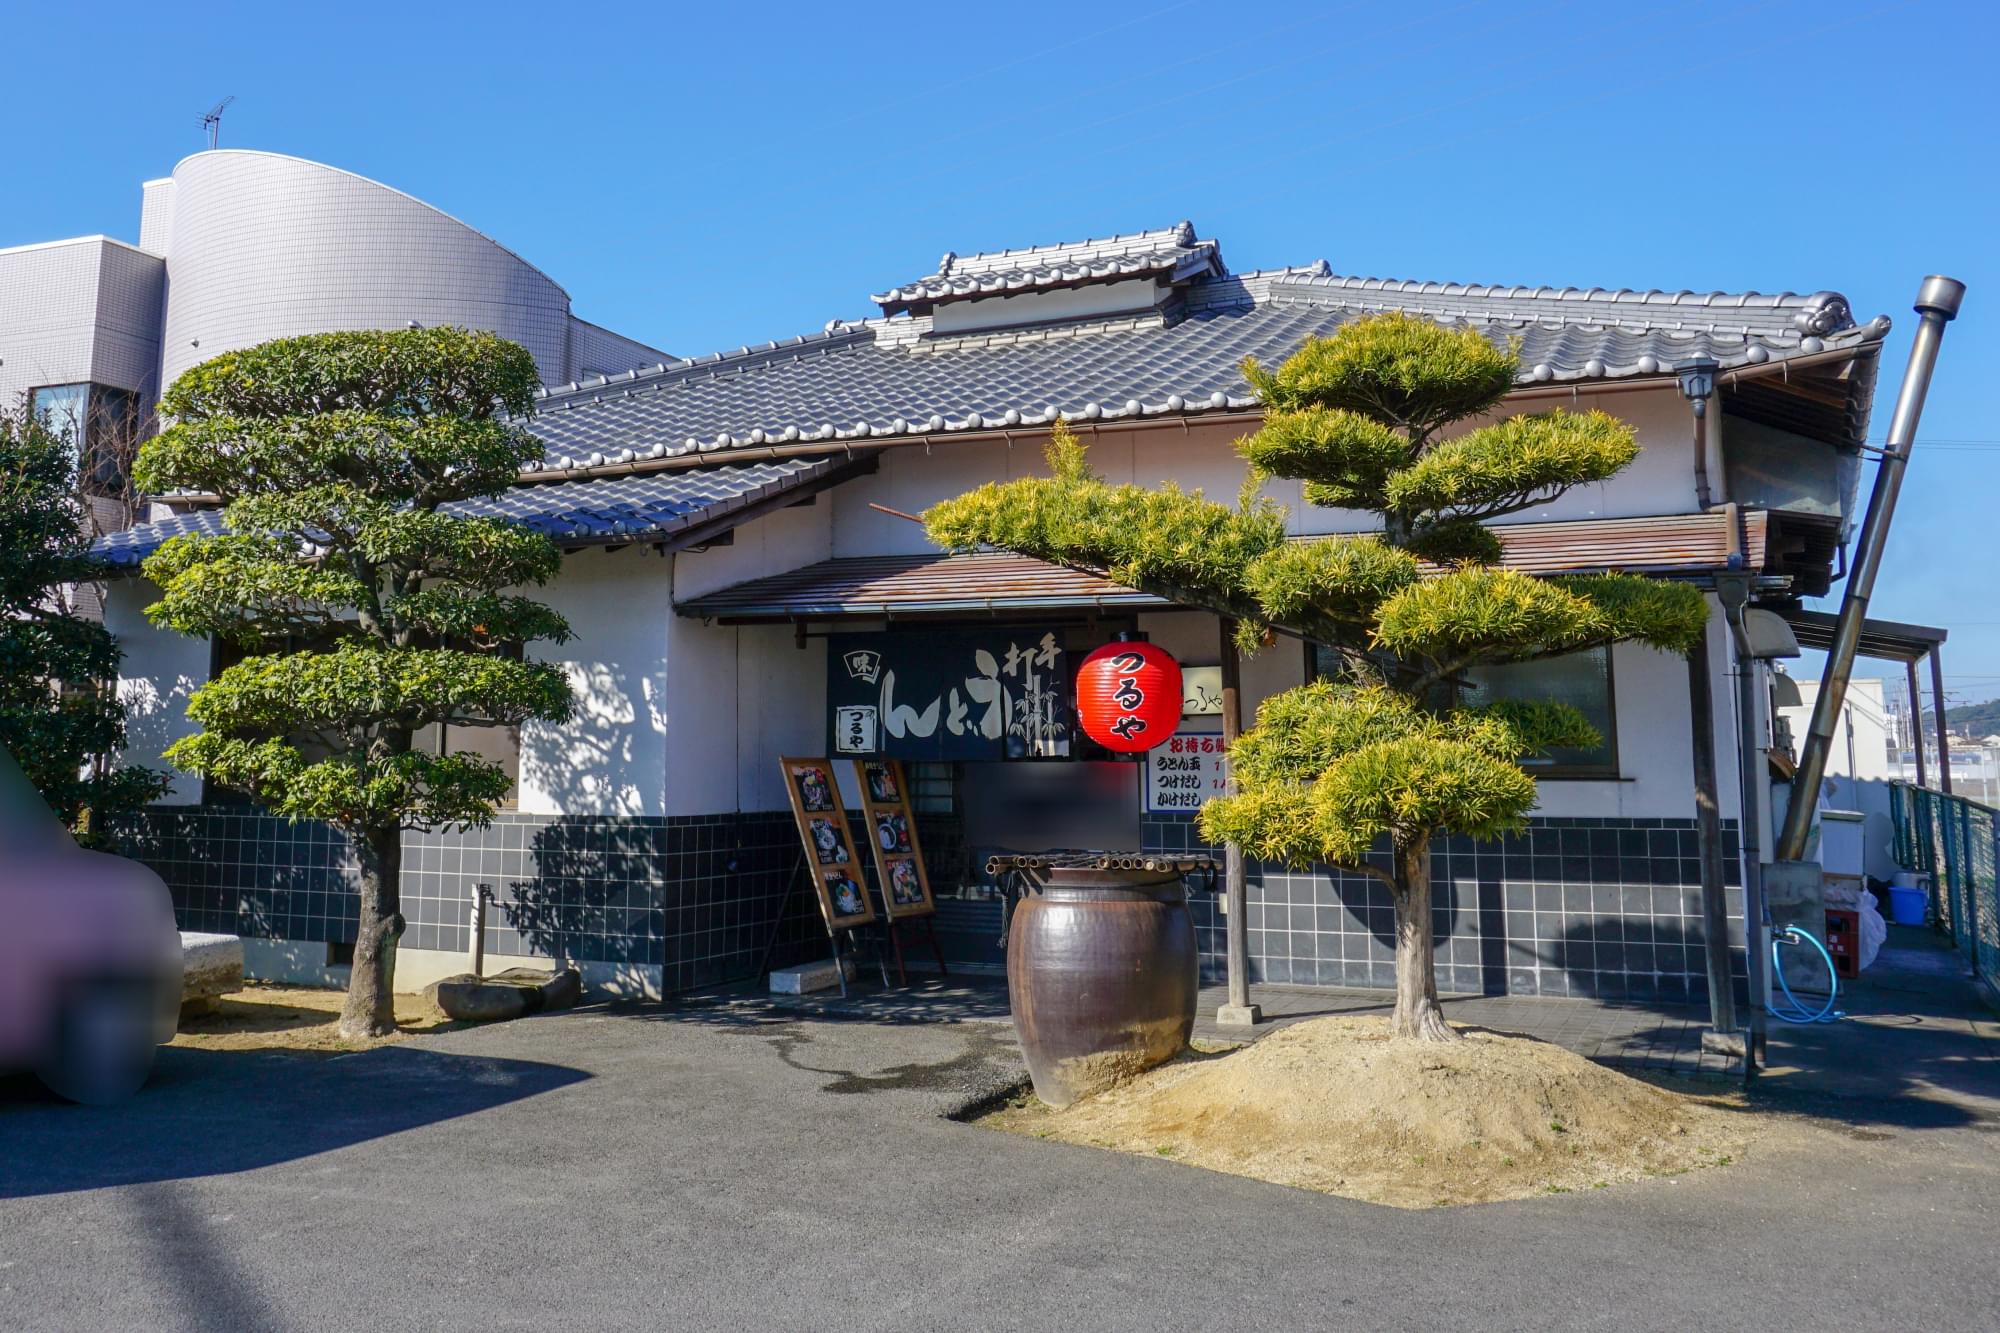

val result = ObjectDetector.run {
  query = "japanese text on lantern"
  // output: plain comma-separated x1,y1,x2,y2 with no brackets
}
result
1109,651,1147,741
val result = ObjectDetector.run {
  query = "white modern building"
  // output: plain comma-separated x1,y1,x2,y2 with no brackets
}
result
1,149,666,459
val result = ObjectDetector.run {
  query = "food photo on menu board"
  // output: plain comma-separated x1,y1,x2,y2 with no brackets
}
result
863,761,899,803
791,763,834,812
808,816,849,864
886,856,925,907
823,869,868,918
873,809,911,853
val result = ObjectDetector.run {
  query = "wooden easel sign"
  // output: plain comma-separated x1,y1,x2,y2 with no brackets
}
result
780,756,874,930
852,758,936,920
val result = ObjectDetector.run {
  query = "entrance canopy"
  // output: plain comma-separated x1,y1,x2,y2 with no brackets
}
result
679,551,1165,622
1779,608,1947,664
1780,606,1952,792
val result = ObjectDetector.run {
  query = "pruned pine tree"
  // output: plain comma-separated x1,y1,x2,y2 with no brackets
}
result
135,328,576,1040
0,402,167,838
926,313,1707,1040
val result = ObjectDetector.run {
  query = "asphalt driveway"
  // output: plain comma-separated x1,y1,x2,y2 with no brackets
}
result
2,1000,1997,1332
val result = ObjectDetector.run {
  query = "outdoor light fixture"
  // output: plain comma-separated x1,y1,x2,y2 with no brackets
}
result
1677,356,1719,410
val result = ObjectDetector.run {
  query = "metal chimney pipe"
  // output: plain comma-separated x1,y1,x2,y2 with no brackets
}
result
1776,275,1965,862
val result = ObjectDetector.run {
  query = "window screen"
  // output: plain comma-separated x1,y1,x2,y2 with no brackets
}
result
1307,643,1618,776
1464,647,1617,775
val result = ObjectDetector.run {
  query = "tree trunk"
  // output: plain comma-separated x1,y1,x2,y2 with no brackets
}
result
339,824,405,1041
1389,837,1461,1042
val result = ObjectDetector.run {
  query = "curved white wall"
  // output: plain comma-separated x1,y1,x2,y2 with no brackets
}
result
153,151,576,386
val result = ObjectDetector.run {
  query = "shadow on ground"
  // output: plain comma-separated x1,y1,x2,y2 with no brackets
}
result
0,1042,588,1199
1751,932,2000,1130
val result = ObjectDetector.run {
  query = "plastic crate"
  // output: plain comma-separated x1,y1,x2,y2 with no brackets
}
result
1824,908,1861,980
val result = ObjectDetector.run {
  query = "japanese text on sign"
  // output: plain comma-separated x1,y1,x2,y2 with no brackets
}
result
1143,730,1230,813
828,629,1071,760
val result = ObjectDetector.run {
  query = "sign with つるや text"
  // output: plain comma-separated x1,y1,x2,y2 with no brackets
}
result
1144,730,1229,814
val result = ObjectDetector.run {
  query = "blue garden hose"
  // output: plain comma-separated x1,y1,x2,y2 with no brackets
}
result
1768,925,1845,1025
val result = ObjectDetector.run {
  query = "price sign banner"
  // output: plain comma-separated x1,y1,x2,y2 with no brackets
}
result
1144,730,1230,814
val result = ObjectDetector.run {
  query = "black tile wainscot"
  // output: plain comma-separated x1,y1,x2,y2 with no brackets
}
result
1142,812,1747,1001
114,807,832,993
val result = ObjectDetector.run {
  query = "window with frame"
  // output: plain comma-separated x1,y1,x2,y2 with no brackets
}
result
28,382,139,496
1307,642,1619,778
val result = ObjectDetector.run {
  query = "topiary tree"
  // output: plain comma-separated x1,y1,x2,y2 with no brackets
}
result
0,401,168,839
926,313,1708,1040
134,328,576,1040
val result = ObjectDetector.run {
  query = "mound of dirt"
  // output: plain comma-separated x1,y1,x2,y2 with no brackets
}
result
988,1015,1751,1207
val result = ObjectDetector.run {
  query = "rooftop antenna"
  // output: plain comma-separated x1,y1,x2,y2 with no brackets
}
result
199,96,235,150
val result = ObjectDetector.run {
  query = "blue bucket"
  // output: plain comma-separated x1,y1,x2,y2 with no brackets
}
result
1888,885,1928,926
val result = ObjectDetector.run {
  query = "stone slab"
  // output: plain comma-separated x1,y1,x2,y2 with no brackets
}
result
770,958,857,995
179,932,243,1007
426,967,583,1023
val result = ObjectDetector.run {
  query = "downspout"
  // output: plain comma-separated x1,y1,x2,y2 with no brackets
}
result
1777,275,1964,861
1687,611,1740,1050
1714,510,1769,1069
1679,357,1719,510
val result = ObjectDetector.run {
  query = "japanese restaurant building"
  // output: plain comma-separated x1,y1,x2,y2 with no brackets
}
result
95,219,1894,1007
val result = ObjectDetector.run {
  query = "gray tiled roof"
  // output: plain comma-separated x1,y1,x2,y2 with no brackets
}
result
91,509,226,568
522,266,1888,474
461,457,836,544
91,459,836,570
872,221,1224,314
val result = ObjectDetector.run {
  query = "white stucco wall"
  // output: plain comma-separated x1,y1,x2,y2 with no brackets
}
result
518,546,673,816
828,384,1701,558
517,497,839,819
672,488,833,601
666,495,835,814
105,579,208,803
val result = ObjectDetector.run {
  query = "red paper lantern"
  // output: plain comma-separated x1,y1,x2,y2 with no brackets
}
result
1075,639,1182,753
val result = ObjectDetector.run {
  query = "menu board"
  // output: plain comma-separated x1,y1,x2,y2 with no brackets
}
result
1144,730,1230,815
852,758,936,920
779,756,875,930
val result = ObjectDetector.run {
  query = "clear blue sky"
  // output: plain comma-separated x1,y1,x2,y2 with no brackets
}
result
8,0,1994,701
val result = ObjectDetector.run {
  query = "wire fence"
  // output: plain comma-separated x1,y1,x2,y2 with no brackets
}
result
1890,782,2000,987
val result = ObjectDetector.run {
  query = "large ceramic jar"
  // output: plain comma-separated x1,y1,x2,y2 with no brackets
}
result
1006,864,1197,1107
